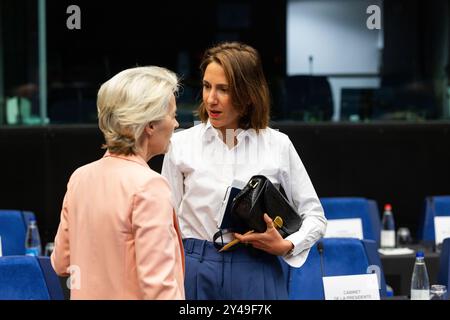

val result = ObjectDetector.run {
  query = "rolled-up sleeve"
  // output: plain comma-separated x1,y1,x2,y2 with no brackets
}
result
132,176,185,299
281,140,327,268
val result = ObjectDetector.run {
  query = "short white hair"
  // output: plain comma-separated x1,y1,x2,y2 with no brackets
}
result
97,66,178,155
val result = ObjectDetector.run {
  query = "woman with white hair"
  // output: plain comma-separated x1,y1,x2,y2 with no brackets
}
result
51,66,184,300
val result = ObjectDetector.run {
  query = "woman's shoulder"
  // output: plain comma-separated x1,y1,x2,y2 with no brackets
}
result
142,169,171,188
127,167,171,197
260,127,291,145
69,158,101,180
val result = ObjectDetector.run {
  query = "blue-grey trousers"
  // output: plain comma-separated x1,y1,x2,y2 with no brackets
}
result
182,238,289,300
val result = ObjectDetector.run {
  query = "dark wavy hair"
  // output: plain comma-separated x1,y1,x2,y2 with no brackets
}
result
197,42,270,132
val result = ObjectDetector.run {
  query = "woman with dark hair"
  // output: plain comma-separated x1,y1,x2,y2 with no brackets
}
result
162,42,326,300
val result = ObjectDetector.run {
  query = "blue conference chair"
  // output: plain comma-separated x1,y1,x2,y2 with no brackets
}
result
438,238,450,289
288,238,387,300
320,197,382,246
0,256,64,300
418,196,450,242
0,210,36,255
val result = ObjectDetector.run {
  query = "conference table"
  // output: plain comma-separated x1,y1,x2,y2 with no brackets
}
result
380,245,441,297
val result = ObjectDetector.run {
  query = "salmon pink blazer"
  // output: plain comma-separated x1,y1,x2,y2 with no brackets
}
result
51,152,185,299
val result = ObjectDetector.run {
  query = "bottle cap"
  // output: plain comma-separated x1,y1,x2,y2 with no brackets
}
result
416,251,424,258
384,203,392,211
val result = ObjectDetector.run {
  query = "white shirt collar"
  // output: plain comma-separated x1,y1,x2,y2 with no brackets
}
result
201,120,217,143
201,120,258,144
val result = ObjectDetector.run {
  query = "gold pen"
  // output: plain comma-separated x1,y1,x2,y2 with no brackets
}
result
218,216,284,253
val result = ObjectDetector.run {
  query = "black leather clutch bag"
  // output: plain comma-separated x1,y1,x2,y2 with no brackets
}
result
230,175,302,238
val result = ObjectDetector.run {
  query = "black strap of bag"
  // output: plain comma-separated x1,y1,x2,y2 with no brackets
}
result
212,228,243,251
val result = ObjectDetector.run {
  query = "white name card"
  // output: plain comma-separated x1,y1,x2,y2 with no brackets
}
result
324,218,363,239
434,216,450,246
323,274,380,300
0,235,2,257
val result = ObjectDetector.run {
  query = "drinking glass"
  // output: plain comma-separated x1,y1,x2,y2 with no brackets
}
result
396,227,412,247
430,284,447,300
44,242,55,256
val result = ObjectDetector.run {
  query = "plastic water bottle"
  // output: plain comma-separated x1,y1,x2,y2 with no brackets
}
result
410,251,430,300
25,218,42,256
380,203,396,248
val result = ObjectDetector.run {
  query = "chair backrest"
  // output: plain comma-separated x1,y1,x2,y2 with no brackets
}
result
438,238,450,289
37,256,65,300
320,197,381,245
288,238,387,300
419,196,450,242
0,210,36,256
0,256,64,300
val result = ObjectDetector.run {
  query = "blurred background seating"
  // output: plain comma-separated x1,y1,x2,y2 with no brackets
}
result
0,210,36,256
288,238,387,300
0,256,64,300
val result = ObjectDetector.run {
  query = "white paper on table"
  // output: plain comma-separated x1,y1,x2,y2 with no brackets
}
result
378,248,415,255
434,216,450,246
324,218,363,239
323,273,380,300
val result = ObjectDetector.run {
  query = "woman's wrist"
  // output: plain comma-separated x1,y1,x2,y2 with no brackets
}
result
281,240,294,256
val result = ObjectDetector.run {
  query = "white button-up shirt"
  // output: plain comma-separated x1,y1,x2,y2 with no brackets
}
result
161,121,327,267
